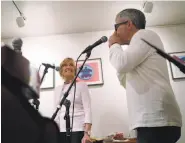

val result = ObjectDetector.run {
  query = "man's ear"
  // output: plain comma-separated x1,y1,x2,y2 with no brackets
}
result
127,21,133,30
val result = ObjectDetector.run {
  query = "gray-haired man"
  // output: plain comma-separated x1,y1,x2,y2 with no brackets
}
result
109,9,182,143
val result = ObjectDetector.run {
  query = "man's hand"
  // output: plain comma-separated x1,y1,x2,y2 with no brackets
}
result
109,31,122,48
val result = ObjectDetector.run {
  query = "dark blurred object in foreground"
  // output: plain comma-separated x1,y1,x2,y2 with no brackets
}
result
1,45,60,143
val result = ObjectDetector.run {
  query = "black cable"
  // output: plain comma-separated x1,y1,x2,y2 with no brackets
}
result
71,53,83,133
71,78,76,133
38,64,42,72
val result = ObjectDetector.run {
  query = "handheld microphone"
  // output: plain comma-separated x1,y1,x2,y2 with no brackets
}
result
81,36,108,54
42,63,60,71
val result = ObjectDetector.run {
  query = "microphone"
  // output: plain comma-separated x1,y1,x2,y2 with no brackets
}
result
81,36,108,54
141,38,185,74
42,63,60,71
12,38,23,54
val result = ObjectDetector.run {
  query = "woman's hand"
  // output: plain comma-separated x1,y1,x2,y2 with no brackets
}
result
82,133,92,143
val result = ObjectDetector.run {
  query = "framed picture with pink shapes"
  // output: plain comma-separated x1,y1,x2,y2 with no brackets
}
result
76,58,104,86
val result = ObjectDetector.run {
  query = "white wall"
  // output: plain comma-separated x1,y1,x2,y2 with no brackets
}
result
148,25,185,143
2,24,185,142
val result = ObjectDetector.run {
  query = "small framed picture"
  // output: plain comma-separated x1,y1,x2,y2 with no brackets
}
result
77,58,104,86
39,64,55,89
169,51,185,80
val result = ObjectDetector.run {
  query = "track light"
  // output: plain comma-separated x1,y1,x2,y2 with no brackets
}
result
142,1,153,13
12,1,26,28
16,16,25,27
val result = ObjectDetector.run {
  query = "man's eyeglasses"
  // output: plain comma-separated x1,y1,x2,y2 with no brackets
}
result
114,21,128,31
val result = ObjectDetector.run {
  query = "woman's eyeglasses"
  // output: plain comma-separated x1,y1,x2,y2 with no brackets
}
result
114,21,128,31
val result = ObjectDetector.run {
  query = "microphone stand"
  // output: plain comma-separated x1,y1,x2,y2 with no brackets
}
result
32,98,40,110
40,65,49,84
32,65,49,110
141,38,185,74
63,99,71,143
51,51,92,143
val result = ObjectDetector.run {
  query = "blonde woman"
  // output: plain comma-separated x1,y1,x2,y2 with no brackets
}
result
54,58,92,143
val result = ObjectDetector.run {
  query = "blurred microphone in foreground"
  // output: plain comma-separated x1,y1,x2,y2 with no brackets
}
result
12,37,41,109
2,44,60,143
12,37,23,54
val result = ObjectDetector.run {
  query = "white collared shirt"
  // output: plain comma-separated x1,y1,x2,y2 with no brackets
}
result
109,29,182,130
54,82,92,132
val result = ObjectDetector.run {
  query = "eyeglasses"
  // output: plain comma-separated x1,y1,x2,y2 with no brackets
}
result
114,21,128,31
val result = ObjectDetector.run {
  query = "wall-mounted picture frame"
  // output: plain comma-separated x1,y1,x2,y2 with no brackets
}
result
77,58,104,86
39,64,55,90
169,51,185,80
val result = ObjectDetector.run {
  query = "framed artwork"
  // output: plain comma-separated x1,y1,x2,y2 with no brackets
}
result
77,58,104,86
169,51,185,80
39,64,55,89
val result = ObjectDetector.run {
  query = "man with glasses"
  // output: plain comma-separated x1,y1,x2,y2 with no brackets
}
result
109,9,182,143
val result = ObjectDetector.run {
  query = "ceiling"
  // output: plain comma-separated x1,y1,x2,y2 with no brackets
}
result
1,1,185,39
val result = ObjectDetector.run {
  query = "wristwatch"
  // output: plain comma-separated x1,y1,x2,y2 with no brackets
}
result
84,131,91,136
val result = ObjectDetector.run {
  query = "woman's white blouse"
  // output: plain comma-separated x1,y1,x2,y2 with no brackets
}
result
54,82,92,132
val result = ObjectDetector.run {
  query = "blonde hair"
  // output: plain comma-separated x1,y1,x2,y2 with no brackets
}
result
59,57,76,79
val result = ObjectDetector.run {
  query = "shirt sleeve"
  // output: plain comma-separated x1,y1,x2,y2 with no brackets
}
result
117,72,126,89
109,37,151,74
80,82,92,124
